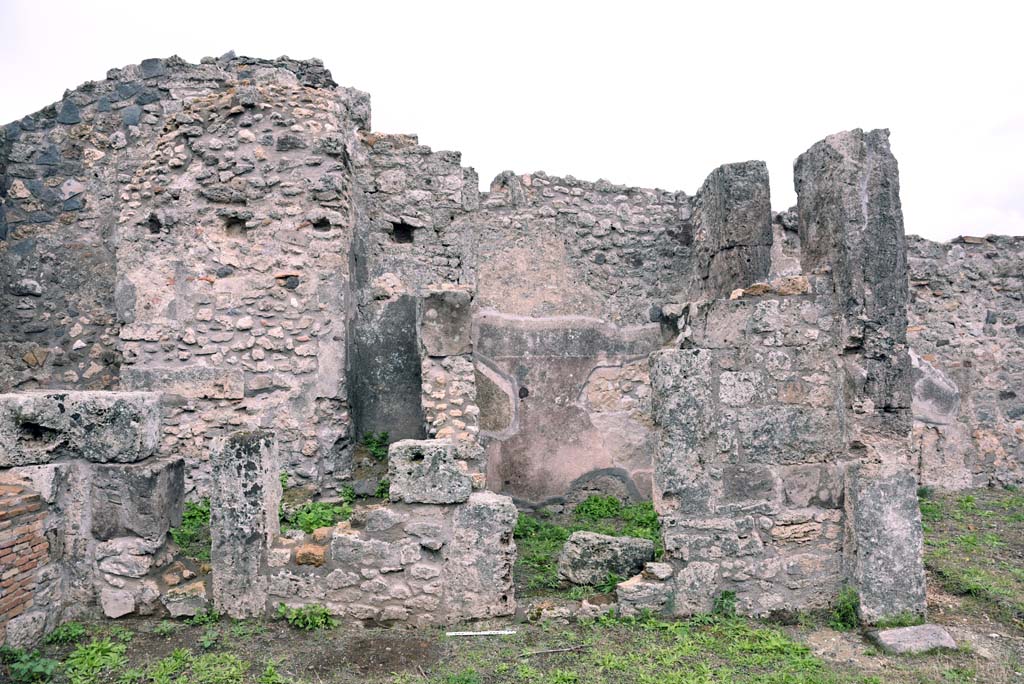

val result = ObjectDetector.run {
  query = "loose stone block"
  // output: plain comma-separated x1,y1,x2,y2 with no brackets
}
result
295,544,326,567
388,439,472,504
0,391,161,467
210,430,281,618
161,580,209,618
870,624,956,654
99,588,136,618
557,531,654,586
617,573,674,617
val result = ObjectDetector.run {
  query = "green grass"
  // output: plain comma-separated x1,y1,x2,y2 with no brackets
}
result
514,495,664,595
170,498,212,562
920,486,1024,627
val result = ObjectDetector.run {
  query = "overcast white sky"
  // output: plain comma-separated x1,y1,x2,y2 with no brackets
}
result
2,0,1022,242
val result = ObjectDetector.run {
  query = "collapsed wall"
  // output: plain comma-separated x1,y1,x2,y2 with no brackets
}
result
0,52,1014,640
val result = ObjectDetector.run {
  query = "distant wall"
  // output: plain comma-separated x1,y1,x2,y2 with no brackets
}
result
471,165,772,505
907,235,1024,488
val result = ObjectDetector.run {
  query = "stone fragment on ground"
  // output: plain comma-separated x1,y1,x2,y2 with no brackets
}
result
557,531,654,586
869,624,956,654
617,562,675,617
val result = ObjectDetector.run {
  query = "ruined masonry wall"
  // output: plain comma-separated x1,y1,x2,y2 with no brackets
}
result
907,235,1024,489
651,282,849,616
267,493,516,625
0,483,50,646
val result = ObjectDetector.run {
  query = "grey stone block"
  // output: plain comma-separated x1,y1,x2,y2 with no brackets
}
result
845,465,927,623
388,439,473,504
99,588,136,618
557,531,654,586
870,624,956,654
90,458,184,543
120,366,244,400
444,492,518,620
210,430,281,618
0,392,161,467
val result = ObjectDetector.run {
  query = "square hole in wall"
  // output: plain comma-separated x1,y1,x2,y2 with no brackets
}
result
390,222,416,244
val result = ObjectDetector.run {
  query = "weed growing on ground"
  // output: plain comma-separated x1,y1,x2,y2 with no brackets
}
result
108,626,134,643
1,646,59,683
713,590,738,618
873,613,925,629
514,514,572,591
153,621,176,637
277,603,338,630
229,620,266,639
362,431,391,460
280,500,352,534
257,660,294,684
44,621,87,645
170,498,212,561
65,638,128,684
566,585,596,601
441,669,482,684
375,477,391,499
185,608,222,626
199,627,220,650
595,572,624,594
829,585,860,631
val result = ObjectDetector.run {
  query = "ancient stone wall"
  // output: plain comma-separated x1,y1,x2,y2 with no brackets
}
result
0,391,185,644
907,235,1024,488
650,279,848,615
3,53,1017,639
0,482,50,647
471,163,773,505
644,129,926,621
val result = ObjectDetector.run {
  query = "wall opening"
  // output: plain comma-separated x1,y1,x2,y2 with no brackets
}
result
390,222,416,244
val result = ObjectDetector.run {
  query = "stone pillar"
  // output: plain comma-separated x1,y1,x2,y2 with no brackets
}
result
210,430,281,618
795,128,925,621
417,288,480,443
691,161,773,299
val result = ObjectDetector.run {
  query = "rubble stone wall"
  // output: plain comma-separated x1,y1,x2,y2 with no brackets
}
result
907,235,1024,488
1,53,1017,638
266,492,516,626
0,391,184,643
472,162,773,505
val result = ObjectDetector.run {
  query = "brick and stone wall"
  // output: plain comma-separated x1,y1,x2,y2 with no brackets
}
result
1,52,1016,639
0,483,49,646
